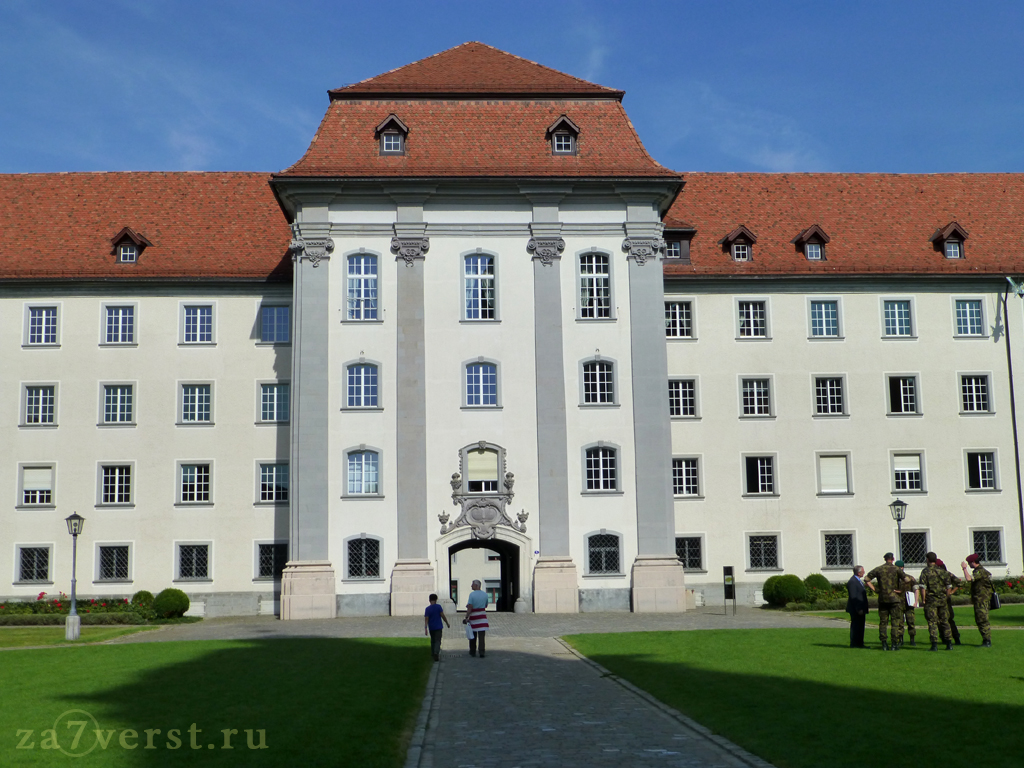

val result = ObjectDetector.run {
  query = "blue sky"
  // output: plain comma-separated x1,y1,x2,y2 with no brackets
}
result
2,0,1022,174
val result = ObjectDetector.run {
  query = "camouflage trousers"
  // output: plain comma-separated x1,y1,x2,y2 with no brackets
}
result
946,600,961,642
901,602,915,641
923,599,952,644
877,601,904,644
973,600,992,642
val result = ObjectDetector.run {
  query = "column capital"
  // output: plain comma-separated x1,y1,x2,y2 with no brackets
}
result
622,236,665,266
527,236,565,265
289,236,335,268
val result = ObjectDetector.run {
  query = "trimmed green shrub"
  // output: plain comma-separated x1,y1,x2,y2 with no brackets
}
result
131,590,155,609
761,575,784,606
803,573,831,592
764,574,806,607
0,612,145,626
153,588,190,619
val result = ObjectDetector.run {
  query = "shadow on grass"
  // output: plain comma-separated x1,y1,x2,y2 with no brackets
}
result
4,638,430,767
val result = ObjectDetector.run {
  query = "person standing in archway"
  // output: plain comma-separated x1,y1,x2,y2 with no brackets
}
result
465,579,490,657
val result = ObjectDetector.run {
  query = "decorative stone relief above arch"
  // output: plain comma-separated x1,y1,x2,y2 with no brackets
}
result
391,236,430,266
289,237,335,267
527,237,565,265
621,236,666,266
438,442,528,540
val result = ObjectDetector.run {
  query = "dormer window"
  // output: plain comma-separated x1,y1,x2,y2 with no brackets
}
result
375,114,408,156
666,241,681,259
930,221,968,259
792,224,830,261
663,228,695,263
720,226,757,263
118,243,138,263
110,227,151,265
547,115,580,156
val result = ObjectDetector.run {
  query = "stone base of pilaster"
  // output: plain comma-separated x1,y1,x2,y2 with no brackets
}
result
280,560,337,620
390,560,436,616
631,555,688,613
532,556,580,613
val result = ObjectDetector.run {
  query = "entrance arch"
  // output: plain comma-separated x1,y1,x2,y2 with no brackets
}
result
448,537,520,612
435,526,533,613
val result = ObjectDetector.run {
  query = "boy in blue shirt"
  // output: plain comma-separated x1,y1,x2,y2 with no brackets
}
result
424,594,451,661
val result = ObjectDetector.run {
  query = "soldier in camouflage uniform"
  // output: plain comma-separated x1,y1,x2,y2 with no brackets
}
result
937,559,962,645
916,551,953,651
961,553,994,647
895,560,917,647
865,552,904,650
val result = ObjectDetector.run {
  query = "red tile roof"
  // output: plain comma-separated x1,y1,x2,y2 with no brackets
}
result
330,42,623,99
0,172,292,281
664,173,1024,277
278,99,677,179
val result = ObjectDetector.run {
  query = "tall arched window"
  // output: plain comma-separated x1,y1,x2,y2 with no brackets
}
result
584,445,617,491
582,360,614,404
464,254,495,320
347,253,378,320
347,363,378,407
579,252,611,319
466,362,498,406
347,450,379,495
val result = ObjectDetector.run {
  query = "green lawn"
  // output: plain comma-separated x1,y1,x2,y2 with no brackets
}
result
566,629,1023,768
809,603,1024,626
0,638,431,767
0,626,155,648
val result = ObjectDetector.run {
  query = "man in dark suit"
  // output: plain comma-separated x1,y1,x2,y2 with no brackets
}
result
846,565,869,648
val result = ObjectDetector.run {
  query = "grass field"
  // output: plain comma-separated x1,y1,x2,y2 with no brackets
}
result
810,602,1024,626
0,627,155,648
1,638,431,767
566,628,1023,768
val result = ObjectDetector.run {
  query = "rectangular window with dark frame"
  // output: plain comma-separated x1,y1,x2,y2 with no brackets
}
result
178,544,209,580
347,538,381,579
745,456,775,494
738,301,767,337
19,547,49,582
888,376,917,414
741,378,771,416
665,301,692,338
105,306,134,344
98,545,130,581
972,530,1002,564
668,379,696,417
748,535,779,570
672,458,699,497
815,377,844,415
824,533,854,567
101,465,131,504
675,536,703,571
579,254,611,319
961,375,990,413
587,533,620,574
25,386,55,425
258,543,289,580
966,452,996,490
900,532,928,566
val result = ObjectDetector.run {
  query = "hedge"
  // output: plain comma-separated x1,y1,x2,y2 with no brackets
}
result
0,612,146,626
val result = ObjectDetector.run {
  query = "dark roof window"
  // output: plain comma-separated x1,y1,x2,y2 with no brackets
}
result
110,227,152,264
930,221,968,259
719,225,757,262
547,115,580,155
792,224,830,261
375,114,409,156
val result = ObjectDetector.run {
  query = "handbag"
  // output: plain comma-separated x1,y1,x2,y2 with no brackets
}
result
990,591,1001,610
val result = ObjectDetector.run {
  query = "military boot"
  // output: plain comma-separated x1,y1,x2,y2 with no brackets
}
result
945,640,954,650
953,636,961,646
908,638,916,646
982,639,992,647
881,640,890,651
930,641,938,651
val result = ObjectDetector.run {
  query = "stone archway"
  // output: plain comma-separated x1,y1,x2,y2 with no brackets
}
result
448,537,520,612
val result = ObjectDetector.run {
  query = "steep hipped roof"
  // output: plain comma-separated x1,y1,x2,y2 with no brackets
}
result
0,173,292,281
329,42,623,99
278,43,676,180
664,173,1024,277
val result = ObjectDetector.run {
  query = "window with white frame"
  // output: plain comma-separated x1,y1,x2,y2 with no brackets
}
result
20,466,53,506
105,306,134,344
824,533,854,567
900,532,928,566
24,385,55,425
552,132,575,154
257,543,288,580
587,533,620,573
181,384,212,423
347,450,380,495
815,377,844,415
183,305,213,343
888,376,918,414
466,363,498,406
961,375,990,413
585,446,617,491
883,300,913,337
260,305,290,343
966,451,997,490
259,463,289,502
818,455,850,494
180,464,211,503
464,254,495,320
260,383,290,422
347,364,379,408
732,243,750,261
98,545,130,581
347,254,378,320
668,379,696,417
178,544,210,580
18,546,50,582
672,458,700,497
738,301,767,338
744,456,775,495
27,306,58,345
955,300,984,336
665,241,682,259
665,301,692,338
101,465,132,504
810,300,839,337
972,530,1002,564
805,243,822,260
582,361,614,404
893,453,923,492
103,385,134,424
944,239,963,259
748,534,779,570
675,536,703,571
118,243,138,263
347,537,381,578
465,447,499,493
741,378,771,416
579,253,611,319
381,132,404,154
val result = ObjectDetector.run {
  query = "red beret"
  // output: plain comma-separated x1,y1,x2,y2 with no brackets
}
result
966,553,981,564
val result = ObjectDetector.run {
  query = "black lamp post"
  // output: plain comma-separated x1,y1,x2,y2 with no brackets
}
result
889,499,908,562
64,512,85,638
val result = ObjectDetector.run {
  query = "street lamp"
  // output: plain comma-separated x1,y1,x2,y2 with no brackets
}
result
889,499,908,562
64,512,85,641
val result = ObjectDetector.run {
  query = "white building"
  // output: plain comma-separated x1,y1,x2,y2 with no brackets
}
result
2,44,1022,616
